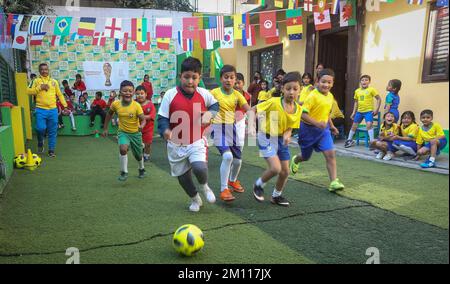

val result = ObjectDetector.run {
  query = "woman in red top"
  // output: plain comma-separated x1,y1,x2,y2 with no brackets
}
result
141,74,154,101
135,86,156,162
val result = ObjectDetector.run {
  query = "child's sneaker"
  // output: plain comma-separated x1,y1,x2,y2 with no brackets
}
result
71,127,77,131
189,194,203,212
344,139,355,148
329,179,345,192
89,122,94,127
199,185,216,204
271,195,290,207
253,184,265,202
118,171,128,181
37,144,44,154
220,188,235,202
420,159,436,168
48,150,56,158
228,180,244,193
376,152,385,159
138,168,146,178
383,153,393,161
290,155,299,174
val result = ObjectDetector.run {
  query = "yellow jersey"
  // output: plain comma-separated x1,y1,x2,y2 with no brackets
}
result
258,90,272,102
330,99,344,119
380,123,399,138
400,123,419,139
302,88,334,123
416,122,445,145
110,100,143,133
298,84,313,104
211,87,248,124
28,76,67,110
256,97,302,136
354,87,379,113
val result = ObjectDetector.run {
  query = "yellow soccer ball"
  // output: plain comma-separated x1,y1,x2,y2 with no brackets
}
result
14,154,27,169
32,154,42,167
172,224,205,256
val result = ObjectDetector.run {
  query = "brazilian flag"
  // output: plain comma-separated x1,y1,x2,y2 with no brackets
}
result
54,17,72,36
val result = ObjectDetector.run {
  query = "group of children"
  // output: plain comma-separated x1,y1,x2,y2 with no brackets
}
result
103,56,348,212
343,75,447,168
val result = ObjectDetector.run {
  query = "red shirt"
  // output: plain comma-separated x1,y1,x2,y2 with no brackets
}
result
247,81,262,106
57,100,74,111
64,87,74,97
141,101,156,134
236,91,251,122
142,81,154,100
91,98,107,109
73,81,86,92
107,97,116,108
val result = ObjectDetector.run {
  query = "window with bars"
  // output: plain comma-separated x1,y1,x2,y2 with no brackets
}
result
422,3,449,83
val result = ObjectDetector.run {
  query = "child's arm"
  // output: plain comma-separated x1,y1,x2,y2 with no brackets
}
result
301,112,327,129
102,110,114,137
350,100,358,120
282,128,293,145
374,95,381,116
329,116,339,136
138,113,146,132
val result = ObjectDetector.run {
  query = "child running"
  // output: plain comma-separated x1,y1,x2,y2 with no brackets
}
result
290,69,345,192
157,57,218,212
135,86,156,162
253,72,303,206
392,111,419,157
211,65,251,202
345,75,381,148
370,112,399,160
102,80,146,181
414,109,448,168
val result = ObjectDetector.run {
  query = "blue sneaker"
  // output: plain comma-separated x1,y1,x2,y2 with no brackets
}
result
420,159,435,168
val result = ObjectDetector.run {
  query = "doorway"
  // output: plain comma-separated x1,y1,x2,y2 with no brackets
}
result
250,44,283,87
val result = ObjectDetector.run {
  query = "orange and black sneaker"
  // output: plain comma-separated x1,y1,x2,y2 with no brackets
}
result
220,188,236,202
228,180,245,193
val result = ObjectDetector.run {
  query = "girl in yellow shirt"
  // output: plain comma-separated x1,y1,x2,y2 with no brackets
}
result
392,111,419,156
370,112,399,161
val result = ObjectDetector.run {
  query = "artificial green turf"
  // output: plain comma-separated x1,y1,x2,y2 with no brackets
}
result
240,143,449,229
0,136,448,264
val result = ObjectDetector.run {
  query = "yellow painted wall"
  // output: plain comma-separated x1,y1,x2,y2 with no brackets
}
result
10,106,25,155
15,73,32,140
219,20,308,89
361,2,449,128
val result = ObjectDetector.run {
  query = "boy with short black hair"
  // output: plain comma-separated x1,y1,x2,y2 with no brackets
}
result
136,85,156,162
103,80,146,181
157,57,219,212
90,91,107,128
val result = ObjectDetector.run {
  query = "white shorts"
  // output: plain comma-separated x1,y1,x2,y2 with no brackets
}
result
235,119,246,148
167,138,208,177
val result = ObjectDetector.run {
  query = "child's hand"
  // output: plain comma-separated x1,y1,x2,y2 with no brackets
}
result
163,129,172,141
331,126,339,136
372,111,378,116
102,129,109,137
283,136,290,146
350,113,355,120
316,121,327,129
201,111,213,126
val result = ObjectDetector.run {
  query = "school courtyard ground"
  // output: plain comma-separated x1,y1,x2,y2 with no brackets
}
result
0,135,448,264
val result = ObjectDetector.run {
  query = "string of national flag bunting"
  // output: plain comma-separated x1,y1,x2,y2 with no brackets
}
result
3,0,449,51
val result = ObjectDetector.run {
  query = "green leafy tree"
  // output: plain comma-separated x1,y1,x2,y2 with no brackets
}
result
1,0,53,14
114,0,194,11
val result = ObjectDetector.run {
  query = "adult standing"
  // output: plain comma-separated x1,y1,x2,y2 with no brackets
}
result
141,74,154,101
247,71,262,106
28,63,67,157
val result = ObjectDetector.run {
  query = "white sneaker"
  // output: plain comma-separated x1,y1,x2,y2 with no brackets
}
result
376,152,385,159
399,144,416,156
200,184,216,204
383,153,393,161
189,194,202,212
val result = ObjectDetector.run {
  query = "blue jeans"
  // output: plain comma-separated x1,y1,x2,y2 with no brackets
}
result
35,108,58,151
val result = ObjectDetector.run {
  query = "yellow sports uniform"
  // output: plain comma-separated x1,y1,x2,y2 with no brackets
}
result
416,123,445,145
298,84,313,104
28,76,67,109
400,123,419,139
211,88,248,124
257,97,302,136
331,99,344,119
354,87,379,113
110,100,143,133
380,123,399,137
257,90,271,102
302,88,334,123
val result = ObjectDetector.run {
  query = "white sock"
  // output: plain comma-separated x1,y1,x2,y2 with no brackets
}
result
120,154,128,173
69,113,76,128
138,158,144,170
272,188,282,197
348,130,355,140
256,177,266,188
220,152,233,191
229,158,242,182
368,129,375,142
429,157,436,163
144,153,150,159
